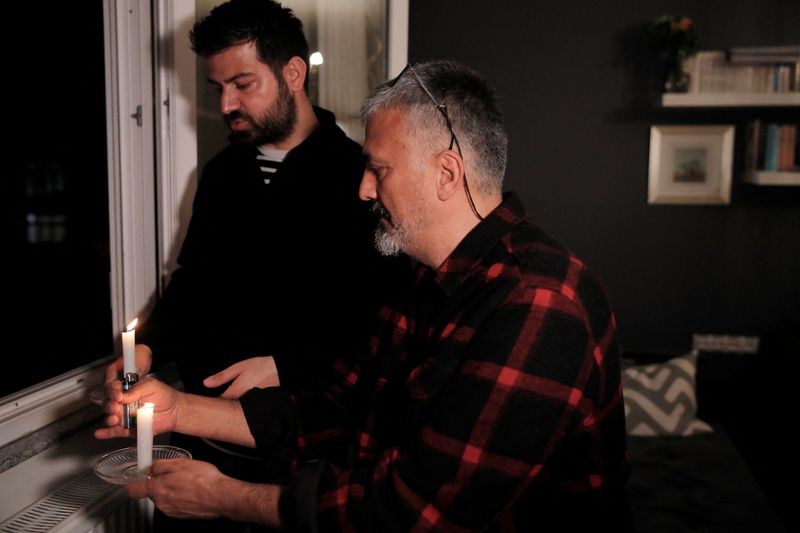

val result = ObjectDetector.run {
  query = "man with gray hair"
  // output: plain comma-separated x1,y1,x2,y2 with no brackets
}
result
100,59,631,530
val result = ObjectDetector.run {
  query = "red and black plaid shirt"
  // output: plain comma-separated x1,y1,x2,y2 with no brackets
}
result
242,192,630,531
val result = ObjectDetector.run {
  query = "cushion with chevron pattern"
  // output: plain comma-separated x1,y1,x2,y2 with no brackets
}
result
622,351,713,436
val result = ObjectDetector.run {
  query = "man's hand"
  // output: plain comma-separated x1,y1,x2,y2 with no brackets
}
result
94,377,180,440
126,459,227,519
203,356,280,398
126,459,283,527
104,344,153,383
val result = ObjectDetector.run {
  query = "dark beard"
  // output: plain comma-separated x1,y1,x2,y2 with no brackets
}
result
226,76,297,146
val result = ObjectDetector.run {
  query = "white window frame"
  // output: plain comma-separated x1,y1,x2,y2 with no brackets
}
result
0,0,158,448
154,0,199,286
388,0,409,78
107,0,158,326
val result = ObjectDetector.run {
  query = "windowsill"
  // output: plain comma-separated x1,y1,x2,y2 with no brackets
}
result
0,364,179,523
0,363,116,523
0,406,121,523
0,402,104,474
0,410,169,525
0,358,181,475
0,356,113,450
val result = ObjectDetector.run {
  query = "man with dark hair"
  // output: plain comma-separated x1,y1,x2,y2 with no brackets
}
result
100,59,630,531
103,1,394,531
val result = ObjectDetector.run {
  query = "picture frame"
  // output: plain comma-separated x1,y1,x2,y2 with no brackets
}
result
648,125,735,205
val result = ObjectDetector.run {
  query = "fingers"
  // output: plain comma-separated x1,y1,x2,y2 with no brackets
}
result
123,461,178,500
151,457,194,472
105,379,123,401
125,481,149,499
94,385,129,440
203,362,242,388
219,382,244,399
101,389,123,420
124,476,150,499
96,380,150,440
106,347,152,385
94,423,131,440
114,377,161,405
102,406,121,424
105,357,123,383
135,344,153,376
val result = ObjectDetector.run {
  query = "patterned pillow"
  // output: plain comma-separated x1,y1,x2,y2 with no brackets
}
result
622,351,713,436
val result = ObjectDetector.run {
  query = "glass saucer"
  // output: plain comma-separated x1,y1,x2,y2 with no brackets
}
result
89,384,106,406
94,445,192,484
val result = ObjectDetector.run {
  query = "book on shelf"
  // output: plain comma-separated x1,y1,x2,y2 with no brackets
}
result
730,45,800,55
745,119,798,173
728,45,800,64
780,124,797,170
728,55,799,64
745,120,761,170
683,49,799,94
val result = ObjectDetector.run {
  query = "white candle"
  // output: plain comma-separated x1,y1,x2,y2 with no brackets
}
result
137,402,154,471
122,318,138,376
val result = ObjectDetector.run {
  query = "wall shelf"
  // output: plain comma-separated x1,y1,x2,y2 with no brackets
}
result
658,93,799,186
662,93,800,107
743,170,800,185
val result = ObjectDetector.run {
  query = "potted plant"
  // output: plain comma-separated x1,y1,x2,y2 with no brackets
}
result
648,15,698,93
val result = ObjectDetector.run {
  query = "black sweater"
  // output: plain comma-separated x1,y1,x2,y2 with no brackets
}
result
138,107,399,395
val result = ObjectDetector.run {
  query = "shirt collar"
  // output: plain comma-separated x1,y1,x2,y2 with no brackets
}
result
422,191,528,296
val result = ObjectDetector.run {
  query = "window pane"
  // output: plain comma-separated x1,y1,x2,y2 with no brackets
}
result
2,1,111,398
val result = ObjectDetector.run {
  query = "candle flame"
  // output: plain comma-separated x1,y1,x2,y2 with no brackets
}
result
126,318,138,332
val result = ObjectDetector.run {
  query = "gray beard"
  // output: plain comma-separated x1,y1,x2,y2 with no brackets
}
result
369,186,426,258
374,225,402,256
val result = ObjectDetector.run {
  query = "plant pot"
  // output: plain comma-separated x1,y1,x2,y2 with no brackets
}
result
664,57,690,93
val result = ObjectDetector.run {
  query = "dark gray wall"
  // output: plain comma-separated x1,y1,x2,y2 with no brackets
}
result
409,0,800,353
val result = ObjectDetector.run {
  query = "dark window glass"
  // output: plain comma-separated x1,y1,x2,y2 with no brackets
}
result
2,1,112,398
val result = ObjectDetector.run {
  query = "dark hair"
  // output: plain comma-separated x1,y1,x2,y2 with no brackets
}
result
190,0,310,89
362,60,508,194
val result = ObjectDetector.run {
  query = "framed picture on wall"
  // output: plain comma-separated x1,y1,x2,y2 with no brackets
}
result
647,125,735,205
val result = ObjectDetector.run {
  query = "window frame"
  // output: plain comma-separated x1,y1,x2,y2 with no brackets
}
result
0,0,158,448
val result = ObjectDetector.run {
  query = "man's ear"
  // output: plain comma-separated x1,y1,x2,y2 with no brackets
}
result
436,151,464,202
282,56,308,92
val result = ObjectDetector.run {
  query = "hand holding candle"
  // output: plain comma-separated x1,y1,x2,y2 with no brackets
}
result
94,392,190,485
137,402,154,471
122,318,138,377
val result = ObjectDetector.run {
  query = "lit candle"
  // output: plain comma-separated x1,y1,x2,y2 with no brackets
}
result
122,318,138,376
137,402,154,471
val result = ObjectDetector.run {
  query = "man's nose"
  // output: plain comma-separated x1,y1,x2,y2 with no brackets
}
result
359,170,377,201
220,88,239,115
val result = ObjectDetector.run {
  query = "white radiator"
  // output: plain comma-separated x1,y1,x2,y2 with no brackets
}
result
0,470,152,533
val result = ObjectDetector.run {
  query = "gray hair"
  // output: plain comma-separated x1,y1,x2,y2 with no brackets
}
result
361,60,508,194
